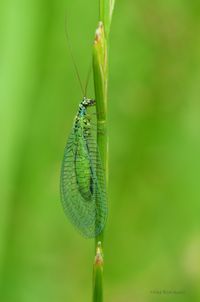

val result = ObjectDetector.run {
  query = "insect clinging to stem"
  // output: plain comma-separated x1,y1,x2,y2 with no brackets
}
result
60,17,107,238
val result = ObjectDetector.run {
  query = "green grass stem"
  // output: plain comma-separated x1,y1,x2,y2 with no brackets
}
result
92,0,115,301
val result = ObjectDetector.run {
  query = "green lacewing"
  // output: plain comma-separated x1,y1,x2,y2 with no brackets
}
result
60,18,107,237
60,97,107,237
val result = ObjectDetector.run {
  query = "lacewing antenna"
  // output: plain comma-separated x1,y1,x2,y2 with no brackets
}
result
84,63,92,97
64,14,85,96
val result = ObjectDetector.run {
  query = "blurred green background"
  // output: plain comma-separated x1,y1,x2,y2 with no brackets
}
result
1,0,200,301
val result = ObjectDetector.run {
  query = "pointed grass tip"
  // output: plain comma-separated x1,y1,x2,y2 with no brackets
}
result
94,21,104,44
94,241,103,266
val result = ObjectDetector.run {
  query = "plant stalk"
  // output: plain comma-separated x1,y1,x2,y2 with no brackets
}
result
92,0,115,301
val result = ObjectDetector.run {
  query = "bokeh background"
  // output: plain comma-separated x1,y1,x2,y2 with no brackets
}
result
1,0,200,301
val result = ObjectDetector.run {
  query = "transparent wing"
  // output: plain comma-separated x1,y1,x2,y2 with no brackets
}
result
60,127,107,238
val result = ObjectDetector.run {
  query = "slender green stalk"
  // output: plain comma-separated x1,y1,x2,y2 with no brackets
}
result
92,242,104,302
92,0,115,301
